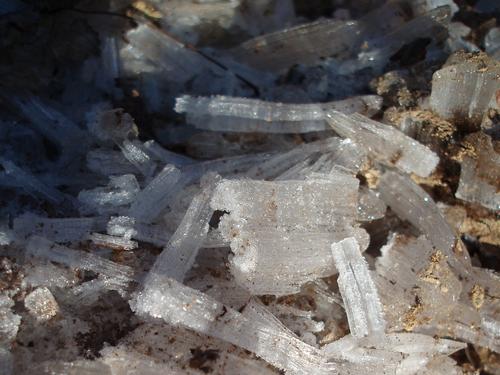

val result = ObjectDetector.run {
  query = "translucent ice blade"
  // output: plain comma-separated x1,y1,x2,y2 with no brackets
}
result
133,275,335,374
128,164,182,224
378,171,470,272
146,173,219,282
26,236,134,282
175,95,382,133
430,51,500,126
0,159,65,204
326,111,439,177
125,24,225,82
331,237,386,338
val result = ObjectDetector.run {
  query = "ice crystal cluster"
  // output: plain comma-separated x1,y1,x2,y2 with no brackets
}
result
0,0,499,374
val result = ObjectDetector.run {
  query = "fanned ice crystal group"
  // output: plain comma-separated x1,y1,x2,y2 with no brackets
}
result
1,0,499,374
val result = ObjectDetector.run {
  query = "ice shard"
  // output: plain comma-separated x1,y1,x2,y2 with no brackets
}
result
78,174,140,215
175,94,382,133
430,51,500,126
231,1,450,74
24,287,59,321
375,233,500,352
124,23,225,83
211,172,367,295
133,275,335,374
26,236,134,282
455,132,500,211
331,237,386,338
146,173,219,282
128,164,182,224
0,159,65,204
378,171,470,272
326,111,439,177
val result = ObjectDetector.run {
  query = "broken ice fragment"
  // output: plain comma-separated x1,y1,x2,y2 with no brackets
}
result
175,95,382,133
26,236,134,282
68,276,130,306
224,226,369,295
0,159,65,204
323,331,465,374
430,51,500,126
0,228,13,246
231,1,449,74
412,0,459,15
211,175,359,231
146,173,219,282
101,346,191,375
338,6,451,74
78,174,140,215
230,1,413,73
143,140,195,167
375,233,500,352
133,275,335,374
119,139,157,178
106,216,136,240
326,111,439,177
455,132,500,211
245,137,364,180
128,164,181,224
86,149,138,176
31,360,112,375
357,187,386,222
211,172,369,295
106,215,174,247
378,171,470,271
88,233,138,251
331,237,386,338
24,287,59,321
124,24,225,83
8,96,88,159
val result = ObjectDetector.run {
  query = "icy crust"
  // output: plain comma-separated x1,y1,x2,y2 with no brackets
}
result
430,51,500,125
175,94,382,133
